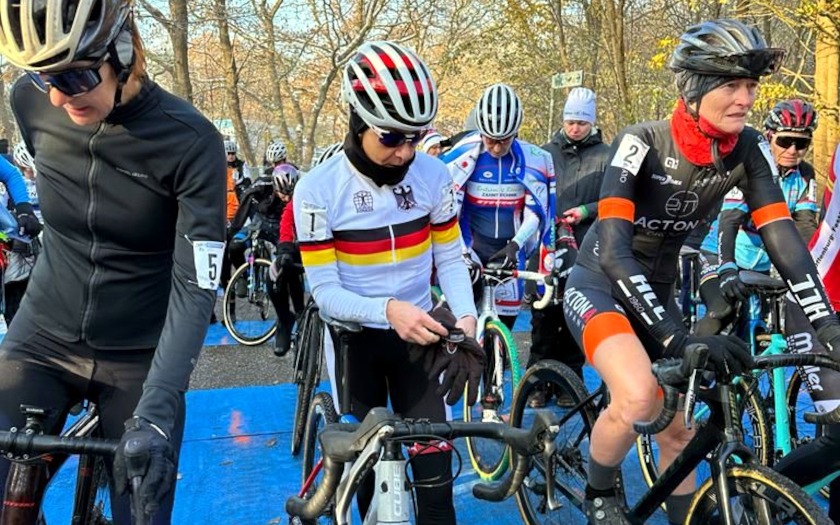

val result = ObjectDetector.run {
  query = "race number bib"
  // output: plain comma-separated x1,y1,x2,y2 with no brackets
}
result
610,134,650,175
192,240,226,290
300,200,328,240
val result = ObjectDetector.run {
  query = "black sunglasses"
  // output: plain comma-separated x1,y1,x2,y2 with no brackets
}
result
27,55,109,98
775,135,811,151
370,125,428,148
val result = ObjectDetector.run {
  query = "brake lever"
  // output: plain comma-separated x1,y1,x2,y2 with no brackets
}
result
683,367,700,430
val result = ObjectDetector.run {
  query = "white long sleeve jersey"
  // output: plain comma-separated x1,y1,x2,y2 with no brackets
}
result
294,152,477,328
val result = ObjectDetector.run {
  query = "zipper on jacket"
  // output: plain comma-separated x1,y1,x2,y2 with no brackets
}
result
80,123,107,339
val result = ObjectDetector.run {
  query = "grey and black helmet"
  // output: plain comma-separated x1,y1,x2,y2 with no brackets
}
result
475,83,523,140
669,19,784,79
0,0,132,71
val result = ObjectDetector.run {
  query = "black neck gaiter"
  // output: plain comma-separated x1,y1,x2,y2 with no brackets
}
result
343,112,414,187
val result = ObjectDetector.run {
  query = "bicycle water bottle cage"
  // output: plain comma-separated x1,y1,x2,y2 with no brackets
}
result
320,407,396,463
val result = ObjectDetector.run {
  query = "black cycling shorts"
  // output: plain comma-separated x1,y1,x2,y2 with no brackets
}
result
563,264,680,363
0,313,185,525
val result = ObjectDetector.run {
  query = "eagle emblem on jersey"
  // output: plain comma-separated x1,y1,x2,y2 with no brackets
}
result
392,185,416,211
353,191,374,213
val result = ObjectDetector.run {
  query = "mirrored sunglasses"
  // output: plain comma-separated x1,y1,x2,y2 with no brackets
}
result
27,55,108,98
370,125,428,148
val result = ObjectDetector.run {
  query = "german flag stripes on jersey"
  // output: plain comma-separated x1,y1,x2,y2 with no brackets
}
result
300,215,459,267
295,151,476,329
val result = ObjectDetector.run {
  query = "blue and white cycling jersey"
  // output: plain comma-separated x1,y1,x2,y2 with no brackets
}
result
0,156,30,208
462,150,525,243
702,164,817,272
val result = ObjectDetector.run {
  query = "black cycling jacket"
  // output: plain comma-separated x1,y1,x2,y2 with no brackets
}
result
576,120,837,345
542,129,611,245
230,176,285,241
10,78,227,435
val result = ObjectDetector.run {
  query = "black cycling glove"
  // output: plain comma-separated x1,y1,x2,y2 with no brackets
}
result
817,323,840,362
666,332,753,377
489,240,519,270
718,265,749,304
113,417,176,519
416,308,485,406
14,202,41,238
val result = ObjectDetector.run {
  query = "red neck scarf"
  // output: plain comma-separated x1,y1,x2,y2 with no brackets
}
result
670,98,739,167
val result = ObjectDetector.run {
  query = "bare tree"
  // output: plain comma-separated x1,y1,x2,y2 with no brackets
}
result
138,0,193,102
813,5,840,184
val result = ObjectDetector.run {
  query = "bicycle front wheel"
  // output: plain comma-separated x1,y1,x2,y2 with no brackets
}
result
82,456,112,525
785,371,829,498
686,464,832,524
223,259,277,345
298,392,338,525
512,359,596,525
463,319,521,481
292,309,323,456
636,377,773,489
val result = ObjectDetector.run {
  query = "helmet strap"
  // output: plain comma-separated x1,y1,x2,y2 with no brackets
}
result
106,25,136,109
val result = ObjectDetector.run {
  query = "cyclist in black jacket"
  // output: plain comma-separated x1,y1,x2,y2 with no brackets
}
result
562,20,840,525
0,3,226,523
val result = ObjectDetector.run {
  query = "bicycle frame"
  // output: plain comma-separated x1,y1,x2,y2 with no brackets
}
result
473,268,553,421
333,428,411,525
246,229,270,301
475,272,507,420
1,403,115,525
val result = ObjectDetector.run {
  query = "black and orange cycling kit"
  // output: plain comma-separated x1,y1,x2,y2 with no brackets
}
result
564,120,839,361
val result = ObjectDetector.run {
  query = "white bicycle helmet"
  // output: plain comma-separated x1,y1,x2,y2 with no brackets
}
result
475,83,523,140
312,142,343,168
0,0,132,71
342,41,438,132
224,140,237,155
12,142,34,171
265,141,287,164
272,164,300,194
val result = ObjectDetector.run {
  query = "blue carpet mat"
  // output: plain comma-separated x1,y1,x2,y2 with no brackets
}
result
38,366,680,525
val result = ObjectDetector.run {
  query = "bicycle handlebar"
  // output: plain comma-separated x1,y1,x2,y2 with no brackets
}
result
634,348,840,433
285,408,559,520
0,429,118,458
481,267,555,310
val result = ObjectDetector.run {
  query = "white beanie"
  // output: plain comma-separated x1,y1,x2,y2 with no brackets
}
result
563,87,596,125
418,131,444,153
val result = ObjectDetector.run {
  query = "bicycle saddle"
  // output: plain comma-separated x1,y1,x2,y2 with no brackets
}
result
319,407,396,463
679,245,700,256
739,270,787,295
319,311,362,334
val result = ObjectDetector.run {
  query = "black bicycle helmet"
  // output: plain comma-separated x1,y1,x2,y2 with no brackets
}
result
669,19,784,79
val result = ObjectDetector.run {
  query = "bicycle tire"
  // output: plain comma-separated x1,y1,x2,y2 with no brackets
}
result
685,464,832,524
222,258,277,345
463,319,521,481
297,392,338,525
511,359,597,525
635,377,773,491
84,456,113,525
785,370,829,498
292,308,323,456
